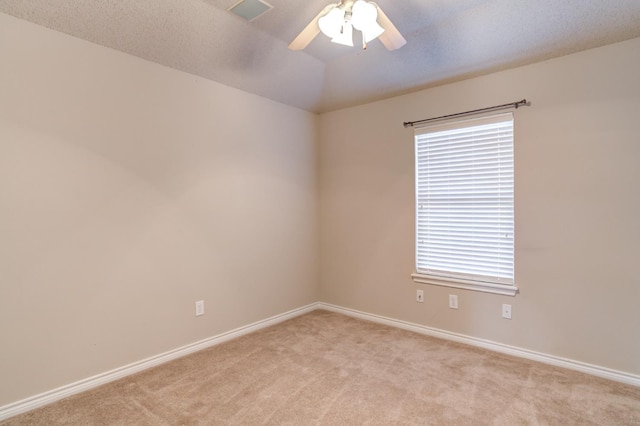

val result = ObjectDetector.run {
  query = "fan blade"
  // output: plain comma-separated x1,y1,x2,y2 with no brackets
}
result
289,4,338,51
288,16,320,50
375,5,406,51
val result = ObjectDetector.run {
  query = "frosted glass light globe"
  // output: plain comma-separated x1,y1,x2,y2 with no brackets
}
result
318,7,345,39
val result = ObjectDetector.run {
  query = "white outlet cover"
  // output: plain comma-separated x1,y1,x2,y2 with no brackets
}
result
502,303,512,319
416,290,424,303
195,300,205,316
449,294,458,309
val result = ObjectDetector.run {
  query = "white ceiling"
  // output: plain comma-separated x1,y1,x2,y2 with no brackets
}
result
1,0,639,113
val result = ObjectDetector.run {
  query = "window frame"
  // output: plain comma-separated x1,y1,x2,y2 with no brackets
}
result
411,112,518,297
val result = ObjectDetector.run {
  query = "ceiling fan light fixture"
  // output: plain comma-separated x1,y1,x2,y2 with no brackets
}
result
351,1,375,29
318,7,345,39
288,0,405,52
361,20,385,43
319,0,387,48
331,22,354,47
351,0,385,43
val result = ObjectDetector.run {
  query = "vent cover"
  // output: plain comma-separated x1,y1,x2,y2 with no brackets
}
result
228,0,273,21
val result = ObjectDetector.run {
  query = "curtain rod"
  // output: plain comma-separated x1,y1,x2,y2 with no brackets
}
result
403,99,529,128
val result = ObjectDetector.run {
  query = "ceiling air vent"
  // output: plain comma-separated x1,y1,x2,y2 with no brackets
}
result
228,0,273,22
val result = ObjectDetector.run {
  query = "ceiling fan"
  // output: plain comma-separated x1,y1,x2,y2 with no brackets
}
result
288,0,406,51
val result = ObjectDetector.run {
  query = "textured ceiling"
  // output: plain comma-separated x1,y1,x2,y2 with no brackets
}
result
1,0,640,113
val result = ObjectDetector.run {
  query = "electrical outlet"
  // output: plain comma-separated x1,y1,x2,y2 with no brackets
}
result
195,300,205,316
502,304,512,319
449,294,458,309
416,290,424,303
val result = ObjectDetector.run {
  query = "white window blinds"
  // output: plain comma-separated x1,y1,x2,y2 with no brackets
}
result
414,112,514,288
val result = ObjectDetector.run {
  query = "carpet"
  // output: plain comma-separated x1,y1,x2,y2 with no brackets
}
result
3,310,640,425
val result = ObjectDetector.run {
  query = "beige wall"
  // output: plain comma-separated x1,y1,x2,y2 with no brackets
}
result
0,13,318,406
319,37,640,376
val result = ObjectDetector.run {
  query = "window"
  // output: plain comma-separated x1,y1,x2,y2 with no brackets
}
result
411,112,517,296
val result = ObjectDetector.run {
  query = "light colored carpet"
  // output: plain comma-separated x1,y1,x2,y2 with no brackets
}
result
3,310,640,425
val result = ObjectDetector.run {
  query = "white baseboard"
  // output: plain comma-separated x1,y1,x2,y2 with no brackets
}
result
318,302,640,388
0,303,320,421
3,301,638,421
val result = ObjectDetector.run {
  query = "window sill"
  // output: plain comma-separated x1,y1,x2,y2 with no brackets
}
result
411,273,518,297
